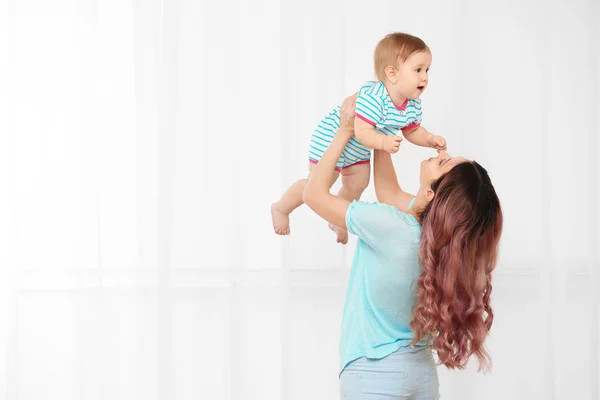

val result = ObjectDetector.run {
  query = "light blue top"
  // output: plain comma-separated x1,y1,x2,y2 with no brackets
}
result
340,198,428,375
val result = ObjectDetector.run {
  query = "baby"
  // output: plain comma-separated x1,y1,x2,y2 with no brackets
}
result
271,32,446,244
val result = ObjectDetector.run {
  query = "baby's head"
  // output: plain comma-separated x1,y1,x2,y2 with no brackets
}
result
374,33,432,99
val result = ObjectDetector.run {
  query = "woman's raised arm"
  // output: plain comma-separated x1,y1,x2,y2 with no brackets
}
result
303,95,357,229
373,149,414,212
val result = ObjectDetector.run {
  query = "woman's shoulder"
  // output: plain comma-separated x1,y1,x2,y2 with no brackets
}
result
346,200,420,245
347,200,419,228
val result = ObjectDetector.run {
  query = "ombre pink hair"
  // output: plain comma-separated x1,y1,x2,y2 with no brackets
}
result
410,161,503,372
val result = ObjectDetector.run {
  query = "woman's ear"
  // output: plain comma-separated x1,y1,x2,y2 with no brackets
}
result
425,187,435,203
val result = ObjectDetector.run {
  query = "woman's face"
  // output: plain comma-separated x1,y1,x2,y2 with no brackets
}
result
419,150,468,186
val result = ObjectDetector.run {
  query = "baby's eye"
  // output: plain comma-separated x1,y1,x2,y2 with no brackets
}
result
416,68,421,73
439,158,447,165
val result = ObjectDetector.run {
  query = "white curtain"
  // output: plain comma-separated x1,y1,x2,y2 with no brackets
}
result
0,0,598,399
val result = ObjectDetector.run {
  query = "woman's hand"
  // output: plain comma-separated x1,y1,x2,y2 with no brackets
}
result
339,93,358,136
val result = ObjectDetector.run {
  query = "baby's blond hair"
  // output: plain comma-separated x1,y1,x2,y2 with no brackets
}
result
374,33,430,81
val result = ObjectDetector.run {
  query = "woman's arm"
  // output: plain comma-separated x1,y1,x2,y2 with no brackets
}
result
303,95,357,230
373,149,414,212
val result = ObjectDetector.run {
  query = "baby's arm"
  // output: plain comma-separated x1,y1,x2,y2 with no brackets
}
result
354,90,402,153
355,118,402,153
403,125,446,150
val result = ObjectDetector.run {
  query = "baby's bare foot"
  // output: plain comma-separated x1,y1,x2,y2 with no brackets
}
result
329,223,348,245
271,202,290,235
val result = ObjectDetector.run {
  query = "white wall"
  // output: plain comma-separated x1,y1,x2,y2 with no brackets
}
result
0,0,598,399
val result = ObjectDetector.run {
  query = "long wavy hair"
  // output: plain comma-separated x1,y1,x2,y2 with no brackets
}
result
410,161,503,372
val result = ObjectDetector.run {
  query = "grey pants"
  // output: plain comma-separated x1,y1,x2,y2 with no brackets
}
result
340,346,440,399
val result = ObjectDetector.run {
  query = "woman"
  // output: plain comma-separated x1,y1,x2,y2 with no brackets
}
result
303,95,503,399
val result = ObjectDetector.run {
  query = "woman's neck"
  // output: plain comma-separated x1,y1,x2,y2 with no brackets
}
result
407,204,422,224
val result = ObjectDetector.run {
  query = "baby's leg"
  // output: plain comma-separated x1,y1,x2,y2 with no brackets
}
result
328,162,371,244
271,162,339,235
339,162,370,200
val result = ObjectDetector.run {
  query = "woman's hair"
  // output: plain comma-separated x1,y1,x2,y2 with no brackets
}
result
410,161,503,372
374,32,430,81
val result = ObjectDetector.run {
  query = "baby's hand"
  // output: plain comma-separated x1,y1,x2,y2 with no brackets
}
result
382,135,402,154
428,135,447,151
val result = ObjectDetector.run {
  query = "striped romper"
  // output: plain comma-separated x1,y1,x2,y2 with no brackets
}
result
309,81,423,171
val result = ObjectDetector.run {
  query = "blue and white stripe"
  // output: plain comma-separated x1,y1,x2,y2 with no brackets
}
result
309,81,423,169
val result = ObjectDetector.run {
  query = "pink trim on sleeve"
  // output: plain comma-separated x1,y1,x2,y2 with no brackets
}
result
402,122,420,132
355,113,376,126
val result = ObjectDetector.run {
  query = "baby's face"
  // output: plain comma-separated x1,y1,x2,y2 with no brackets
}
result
396,51,432,99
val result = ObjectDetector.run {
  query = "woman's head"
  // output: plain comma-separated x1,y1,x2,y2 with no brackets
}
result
410,151,503,372
374,32,431,100
414,150,467,211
